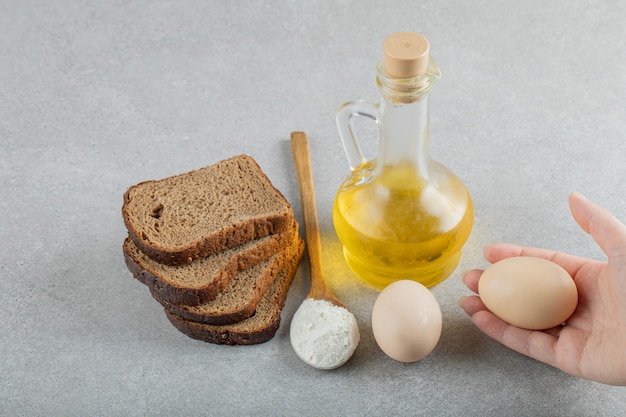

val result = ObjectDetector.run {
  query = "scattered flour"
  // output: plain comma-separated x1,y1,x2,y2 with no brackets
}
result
290,298,360,370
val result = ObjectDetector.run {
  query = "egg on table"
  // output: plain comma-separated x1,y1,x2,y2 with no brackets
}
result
371,280,442,363
478,256,578,330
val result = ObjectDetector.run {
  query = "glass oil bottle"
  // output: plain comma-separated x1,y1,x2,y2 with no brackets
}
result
333,32,473,289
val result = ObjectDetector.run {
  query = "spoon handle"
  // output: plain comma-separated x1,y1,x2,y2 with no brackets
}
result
290,132,343,306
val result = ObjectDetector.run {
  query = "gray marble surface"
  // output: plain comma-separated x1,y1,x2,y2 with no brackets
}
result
1,0,625,415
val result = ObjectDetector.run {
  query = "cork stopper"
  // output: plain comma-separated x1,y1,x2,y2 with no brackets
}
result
383,32,430,79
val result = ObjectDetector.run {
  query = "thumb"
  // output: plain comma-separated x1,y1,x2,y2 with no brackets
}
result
569,192,626,259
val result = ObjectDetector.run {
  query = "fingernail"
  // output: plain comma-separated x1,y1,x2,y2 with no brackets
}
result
460,270,468,284
457,295,467,308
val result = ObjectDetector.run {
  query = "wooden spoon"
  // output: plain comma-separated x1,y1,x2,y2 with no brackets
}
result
290,131,344,307
289,131,360,370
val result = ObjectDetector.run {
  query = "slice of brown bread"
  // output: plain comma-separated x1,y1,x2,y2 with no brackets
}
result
155,236,304,325
123,222,297,306
122,155,294,266
164,249,302,345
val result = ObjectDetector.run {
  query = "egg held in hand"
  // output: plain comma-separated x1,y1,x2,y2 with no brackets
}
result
371,280,442,363
478,256,578,330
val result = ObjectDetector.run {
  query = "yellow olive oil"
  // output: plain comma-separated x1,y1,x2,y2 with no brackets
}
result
333,163,473,289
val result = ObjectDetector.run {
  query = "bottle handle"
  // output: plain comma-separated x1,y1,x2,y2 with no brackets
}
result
336,100,379,171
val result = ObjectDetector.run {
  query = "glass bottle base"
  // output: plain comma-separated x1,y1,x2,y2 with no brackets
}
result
342,246,462,289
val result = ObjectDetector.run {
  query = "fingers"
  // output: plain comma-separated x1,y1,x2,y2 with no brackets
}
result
569,192,626,260
461,269,482,293
460,271,562,371
459,286,561,369
483,243,590,278
458,294,486,316
483,242,555,263
471,310,559,368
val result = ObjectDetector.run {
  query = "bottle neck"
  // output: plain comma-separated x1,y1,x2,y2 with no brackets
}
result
374,59,440,179
377,95,431,178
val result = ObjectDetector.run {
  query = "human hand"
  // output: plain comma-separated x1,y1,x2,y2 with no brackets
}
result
459,192,626,386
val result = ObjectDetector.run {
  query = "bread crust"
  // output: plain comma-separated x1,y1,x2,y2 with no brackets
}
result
125,212,293,266
163,251,302,345
165,309,282,346
154,238,303,325
123,222,297,306
122,155,294,266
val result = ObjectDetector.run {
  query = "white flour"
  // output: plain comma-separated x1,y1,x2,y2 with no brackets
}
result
290,298,360,370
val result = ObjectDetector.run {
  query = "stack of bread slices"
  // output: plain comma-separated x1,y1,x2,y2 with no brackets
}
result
121,155,304,345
